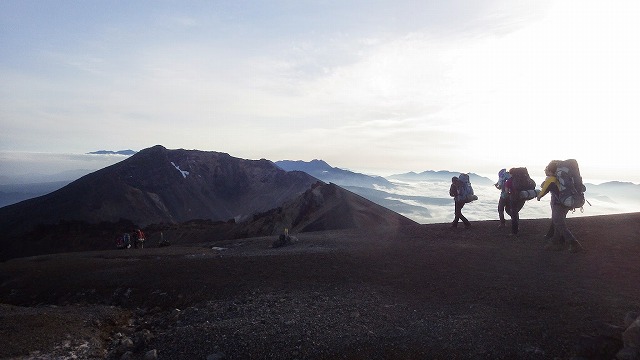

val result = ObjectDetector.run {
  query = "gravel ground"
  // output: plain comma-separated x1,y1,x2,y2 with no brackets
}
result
1,213,640,359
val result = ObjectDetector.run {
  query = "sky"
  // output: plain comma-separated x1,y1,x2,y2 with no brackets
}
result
1,0,639,183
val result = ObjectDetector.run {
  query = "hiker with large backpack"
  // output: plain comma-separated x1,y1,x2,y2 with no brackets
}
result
504,167,536,236
449,175,474,228
494,169,511,229
537,160,584,253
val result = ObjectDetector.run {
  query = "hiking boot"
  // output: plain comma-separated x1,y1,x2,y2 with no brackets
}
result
497,223,506,229
568,240,584,253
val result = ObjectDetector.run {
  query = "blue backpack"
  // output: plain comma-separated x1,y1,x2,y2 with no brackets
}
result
456,173,478,203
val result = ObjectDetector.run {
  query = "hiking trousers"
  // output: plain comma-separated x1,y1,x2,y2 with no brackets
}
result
452,201,470,227
551,203,576,244
498,197,507,225
507,198,525,234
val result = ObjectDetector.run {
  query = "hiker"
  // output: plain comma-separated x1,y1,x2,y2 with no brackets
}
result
504,167,536,236
537,160,583,252
494,169,511,229
449,176,471,228
135,229,146,249
504,182,525,236
115,234,125,249
123,232,132,249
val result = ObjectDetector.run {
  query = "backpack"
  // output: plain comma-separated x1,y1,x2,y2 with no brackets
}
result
456,173,478,203
496,169,509,189
556,159,586,209
509,167,536,192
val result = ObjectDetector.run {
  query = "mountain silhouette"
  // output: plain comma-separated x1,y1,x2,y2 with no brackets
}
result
0,146,417,259
389,170,494,186
87,149,137,155
240,181,417,237
0,146,317,237
275,159,395,189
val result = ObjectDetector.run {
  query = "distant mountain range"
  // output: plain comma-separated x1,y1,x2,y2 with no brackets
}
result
389,170,495,186
274,161,498,220
275,159,395,189
275,160,496,188
583,181,640,203
87,149,137,155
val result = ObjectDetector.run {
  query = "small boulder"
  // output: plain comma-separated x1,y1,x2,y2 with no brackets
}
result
272,234,298,248
143,349,158,360
207,352,226,360
623,319,640,349
625,312,640,328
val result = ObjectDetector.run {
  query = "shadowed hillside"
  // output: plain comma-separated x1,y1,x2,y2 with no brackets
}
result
0,146,318,236
0,147,417,260
241,182,417,236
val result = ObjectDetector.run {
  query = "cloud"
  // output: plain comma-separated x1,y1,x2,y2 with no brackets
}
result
1,0,639,183
0,151,128,177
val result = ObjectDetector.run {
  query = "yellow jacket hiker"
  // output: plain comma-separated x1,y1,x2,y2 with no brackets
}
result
537,161,584,253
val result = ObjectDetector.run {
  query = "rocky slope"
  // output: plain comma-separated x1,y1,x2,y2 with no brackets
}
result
1,213,639,359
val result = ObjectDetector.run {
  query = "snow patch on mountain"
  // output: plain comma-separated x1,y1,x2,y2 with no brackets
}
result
171,162,189,178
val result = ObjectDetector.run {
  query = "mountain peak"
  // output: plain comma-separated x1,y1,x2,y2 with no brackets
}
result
0,146,319,236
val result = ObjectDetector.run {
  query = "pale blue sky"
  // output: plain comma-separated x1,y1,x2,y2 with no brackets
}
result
1,0,639,183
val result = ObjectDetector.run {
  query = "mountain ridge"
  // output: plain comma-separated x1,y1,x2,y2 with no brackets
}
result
0,146,417,260
275,159,395,189
0,145,319,235
389,170,495,186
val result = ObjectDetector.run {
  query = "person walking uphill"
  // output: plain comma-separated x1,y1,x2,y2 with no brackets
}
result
504,167,534,236
495,169,511,229
450,176,472,229
537,160,584,253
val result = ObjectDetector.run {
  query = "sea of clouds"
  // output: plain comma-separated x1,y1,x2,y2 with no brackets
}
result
377,179,639,225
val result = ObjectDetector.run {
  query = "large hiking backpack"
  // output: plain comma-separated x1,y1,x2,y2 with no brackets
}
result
509,167,536,192
556,159,586,209
456,173,478,203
